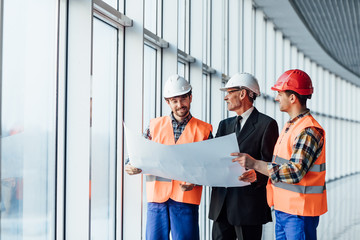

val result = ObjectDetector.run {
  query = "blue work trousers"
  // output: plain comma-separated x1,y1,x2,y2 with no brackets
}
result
275,210,319,240
146,198,199,240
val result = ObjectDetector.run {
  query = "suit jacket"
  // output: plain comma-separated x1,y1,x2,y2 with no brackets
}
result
209,107,279,225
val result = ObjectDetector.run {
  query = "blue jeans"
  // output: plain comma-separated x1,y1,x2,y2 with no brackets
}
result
275,210,319,240
146,198,199,240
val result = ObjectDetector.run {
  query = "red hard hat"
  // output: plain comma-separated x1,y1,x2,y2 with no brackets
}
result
271,69,313,96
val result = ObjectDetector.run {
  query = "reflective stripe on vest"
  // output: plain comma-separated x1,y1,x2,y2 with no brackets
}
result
267,114,327,216
146,116,212,205
273,156,326,173
273,182,326,194
146,175,172,182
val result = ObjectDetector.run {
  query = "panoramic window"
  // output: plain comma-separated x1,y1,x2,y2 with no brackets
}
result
1,1,58,239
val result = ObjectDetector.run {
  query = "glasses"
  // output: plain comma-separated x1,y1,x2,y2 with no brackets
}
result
226,89,241,95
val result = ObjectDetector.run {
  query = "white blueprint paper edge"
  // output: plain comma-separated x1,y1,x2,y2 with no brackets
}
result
124,125,250,187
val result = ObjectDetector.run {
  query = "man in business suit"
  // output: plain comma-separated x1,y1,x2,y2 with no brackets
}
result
209,73,279,240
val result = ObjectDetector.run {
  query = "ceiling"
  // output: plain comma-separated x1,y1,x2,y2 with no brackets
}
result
291,0,360,78
254,0,360,86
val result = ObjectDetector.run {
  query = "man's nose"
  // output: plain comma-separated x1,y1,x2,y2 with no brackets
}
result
176,101,184,107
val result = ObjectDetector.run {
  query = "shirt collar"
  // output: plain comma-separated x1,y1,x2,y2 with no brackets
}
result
288,109,311,124
239,106,254,124
170,112,192,125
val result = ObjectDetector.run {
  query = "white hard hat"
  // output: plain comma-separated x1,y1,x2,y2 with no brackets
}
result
163,74,192,98
220,72,260,97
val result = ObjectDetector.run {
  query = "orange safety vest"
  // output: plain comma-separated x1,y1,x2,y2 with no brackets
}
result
146,116,212,205
267,114,327,216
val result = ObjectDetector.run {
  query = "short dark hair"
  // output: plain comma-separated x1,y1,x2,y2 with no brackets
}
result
285,90,310,106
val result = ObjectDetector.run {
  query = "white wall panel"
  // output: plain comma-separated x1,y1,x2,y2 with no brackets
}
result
189,0,204,119
66,1,92,239
123,0,144,238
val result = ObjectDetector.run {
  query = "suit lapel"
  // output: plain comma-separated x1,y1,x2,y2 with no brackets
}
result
229,116,238,135
228,117,236,135
237,108,259,145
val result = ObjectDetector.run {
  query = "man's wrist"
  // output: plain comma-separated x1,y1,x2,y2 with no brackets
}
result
254,160,270,176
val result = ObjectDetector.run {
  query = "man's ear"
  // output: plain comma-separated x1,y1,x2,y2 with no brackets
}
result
289,94,296,104
240,89,247,100
189,94,192,103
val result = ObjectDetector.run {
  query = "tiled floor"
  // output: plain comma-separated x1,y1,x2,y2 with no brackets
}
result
262,173,360,240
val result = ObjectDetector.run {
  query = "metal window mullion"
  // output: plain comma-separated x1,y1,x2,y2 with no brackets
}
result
116,26,125,240
93,0,132,27
56,0,68,240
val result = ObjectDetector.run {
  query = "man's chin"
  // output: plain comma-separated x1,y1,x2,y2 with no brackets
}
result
175,110,189,118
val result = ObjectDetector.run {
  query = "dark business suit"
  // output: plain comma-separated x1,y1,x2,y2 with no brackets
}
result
209,107,279,240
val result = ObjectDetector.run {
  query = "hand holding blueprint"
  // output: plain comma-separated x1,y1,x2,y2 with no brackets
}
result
124,125,250,187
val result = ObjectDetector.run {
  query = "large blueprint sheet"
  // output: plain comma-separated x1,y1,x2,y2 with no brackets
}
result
125,126,249,187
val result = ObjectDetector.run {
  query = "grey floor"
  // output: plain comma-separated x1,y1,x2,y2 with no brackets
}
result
262,173,360,240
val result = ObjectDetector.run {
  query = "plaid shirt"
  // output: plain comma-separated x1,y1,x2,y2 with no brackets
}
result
143,112,193,143
268,110,324,184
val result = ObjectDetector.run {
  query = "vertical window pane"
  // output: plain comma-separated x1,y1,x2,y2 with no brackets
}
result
202,74,211,121
178,0,186,51
144,0,157,33
178,62,185,78
254,10,266,113
265,21,276,118
1,1,57,239
142,44,158,239
144,45,157,126
265,21,275,97
90,18,117,240
243,0,253,73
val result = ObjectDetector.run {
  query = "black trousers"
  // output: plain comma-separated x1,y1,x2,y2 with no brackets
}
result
212,203,263,240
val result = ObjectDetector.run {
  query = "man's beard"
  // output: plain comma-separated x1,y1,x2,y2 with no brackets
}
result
175,106,189,117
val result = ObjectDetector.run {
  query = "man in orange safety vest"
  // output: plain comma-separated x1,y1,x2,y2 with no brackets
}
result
232,69,327,240
125,74,213,240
